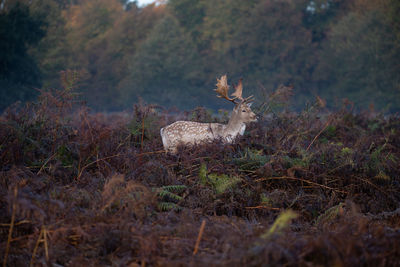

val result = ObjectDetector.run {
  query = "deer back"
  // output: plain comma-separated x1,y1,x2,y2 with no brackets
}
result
160,121,226,152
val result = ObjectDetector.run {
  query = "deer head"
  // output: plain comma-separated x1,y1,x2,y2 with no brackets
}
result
215,75,257,125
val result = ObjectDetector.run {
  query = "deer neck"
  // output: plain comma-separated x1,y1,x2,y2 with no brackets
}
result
224,111,246,137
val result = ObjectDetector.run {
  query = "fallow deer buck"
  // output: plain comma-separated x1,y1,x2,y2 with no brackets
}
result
160,75,257,153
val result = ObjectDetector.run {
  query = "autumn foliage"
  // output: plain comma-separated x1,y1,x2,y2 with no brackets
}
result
1,0,400,111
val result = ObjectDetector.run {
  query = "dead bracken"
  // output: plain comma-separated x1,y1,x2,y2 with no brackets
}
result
1,76,400,266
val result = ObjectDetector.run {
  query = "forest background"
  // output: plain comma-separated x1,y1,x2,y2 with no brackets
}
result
1,0,399,112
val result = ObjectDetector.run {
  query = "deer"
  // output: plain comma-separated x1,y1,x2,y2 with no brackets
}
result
160,75,257,153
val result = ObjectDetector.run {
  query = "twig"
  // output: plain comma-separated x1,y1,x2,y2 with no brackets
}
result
353,176,389,197
76,153,122,180
166,156,212,167
3,186,18,267
0,219,30,227
193,219,206,255
37,153,57,175
141,115,145,151
76,150,166,180
306,117,333,151
245,206,280,210
83,112,95,143
255,176,347,194
30,228,42,267
43,226,49,262
30,225,49,267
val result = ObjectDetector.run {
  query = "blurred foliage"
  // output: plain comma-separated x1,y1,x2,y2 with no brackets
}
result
314,0,400,111
119,15,204,109
0,2,47,110
261,209,298,239
1,0,400,112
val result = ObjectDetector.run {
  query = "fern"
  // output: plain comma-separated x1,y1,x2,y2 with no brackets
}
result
158,202,182,211
154,185,187,201
374,170,390,181
161,185,187,193
315,203,344,225
261,210,298,239
199,163,208,184
153,185,187,212
199,164,241,194
233,149,268,171
208,173,241,195
158,190,183,202
260,193,272,206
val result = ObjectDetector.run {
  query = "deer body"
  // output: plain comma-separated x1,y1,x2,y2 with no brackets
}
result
160,75,256,153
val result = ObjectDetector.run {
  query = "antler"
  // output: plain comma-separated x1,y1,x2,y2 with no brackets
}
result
243,94,254,103
215,75,235,103
215,75,246,104
232,78,243,101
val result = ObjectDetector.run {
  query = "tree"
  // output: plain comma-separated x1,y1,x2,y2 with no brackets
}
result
226,0,316,104
303,0,352,42
52,0,166,110
119,15,205,109
59,0,126,109
168,0,206,45
314,0,400,111
0,2,47,110
29,0,69,89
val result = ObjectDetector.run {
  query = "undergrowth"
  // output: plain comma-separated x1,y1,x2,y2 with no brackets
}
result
0,77,400,266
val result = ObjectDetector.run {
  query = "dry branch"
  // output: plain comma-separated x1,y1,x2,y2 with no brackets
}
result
306,117,333,151
193,219,206,256
2,186,18,267
255,176,348,194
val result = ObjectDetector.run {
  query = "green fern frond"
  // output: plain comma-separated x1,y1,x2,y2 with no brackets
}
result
158,202,182,211
233,148,268,171
208,173,241,195
199,163,208,185
161,185,187,193
158,190,183,202
198,163,241,194
261,209,298,239
152,184,187,212
315,203,344,225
